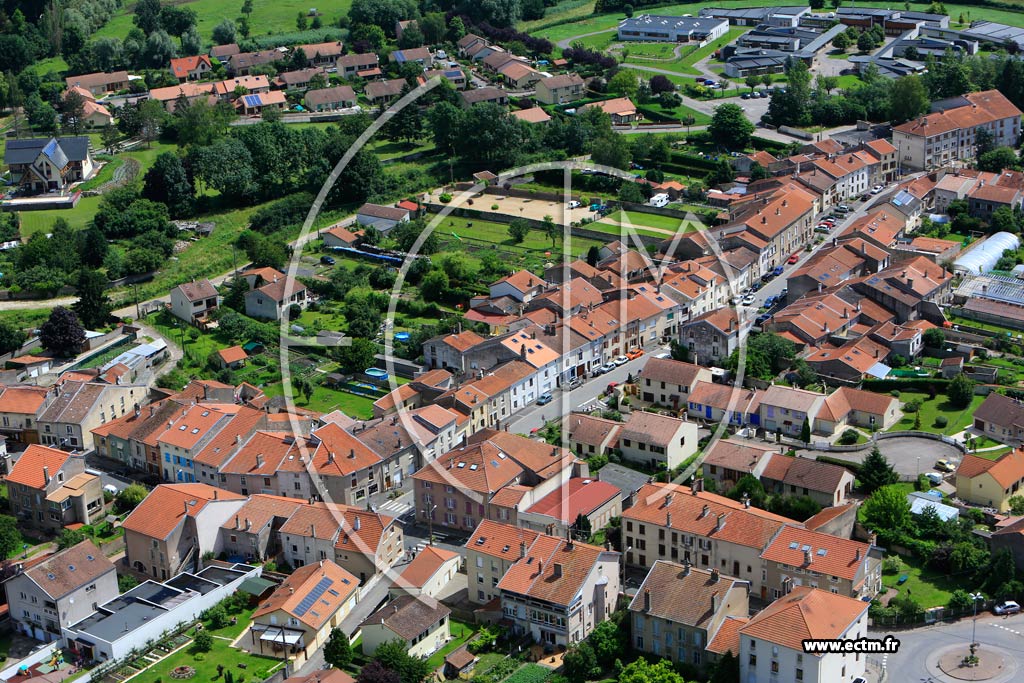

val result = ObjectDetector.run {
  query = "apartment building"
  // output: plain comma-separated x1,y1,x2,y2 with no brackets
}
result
466,521,542,605
617,410,698,471
6,444,104,533
37,381,147,452
892,90,1022,170
678,308,742,366
760,526,880,600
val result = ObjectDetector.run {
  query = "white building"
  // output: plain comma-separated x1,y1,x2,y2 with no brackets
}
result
739,586,869,683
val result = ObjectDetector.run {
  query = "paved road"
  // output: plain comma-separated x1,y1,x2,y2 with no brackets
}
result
505,346,667,435
878,611,1024,683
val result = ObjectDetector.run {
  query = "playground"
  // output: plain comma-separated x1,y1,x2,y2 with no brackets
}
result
14,648,84,683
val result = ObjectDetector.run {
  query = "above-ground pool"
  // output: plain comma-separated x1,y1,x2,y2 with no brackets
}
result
365,367,389,381
394,332,410,342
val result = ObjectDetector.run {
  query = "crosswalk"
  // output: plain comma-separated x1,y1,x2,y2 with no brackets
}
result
378,498,411,515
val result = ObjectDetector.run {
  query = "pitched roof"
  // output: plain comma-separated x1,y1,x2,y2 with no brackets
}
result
174,279,218,302
639,357,706,388
122,484,243,541
310,421,384,476
357,202,409,221
218,346,247,364
253,275,306,302
740,586,867,654
620,411,688,447
823,387,896,420
7,444,72,489
220,495,305,534
254,560,359,629
64,71,129,90
580,97,637,117
974,392,1024,430
702,439,776,475
412,441,523,495
759,385,823,413
803,503,856,532
511,107,552,123
957,448,1024,489
497,535,611,606
469,429,576,481
360,594,451,640
627,561,746,630
524,478,621,523
392,545,460,591
170,55,212,79
688,381,763,415
893,90,1022,137
24,540,114,599
0,385,49,415
467,520,542,561
623,483,790,550
706,616,748,655
567,414,622,448
365,78,406,100
761,526,870,580
493,269,544,294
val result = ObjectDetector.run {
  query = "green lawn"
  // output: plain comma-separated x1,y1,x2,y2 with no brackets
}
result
425,620,477,671
261,382,376,419
887,391,986,435
0,308,52,333
882,553,959,609
432,214,605,256
127,629,284,683
94,0,351,44
622,42,684,60
599,209,700,232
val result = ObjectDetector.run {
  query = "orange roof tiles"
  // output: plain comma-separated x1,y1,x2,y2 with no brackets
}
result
0,385,48,415
957,448,1024,489
493,269,544,294
392,545,460,590
707,616,748,655
310,422,383,476
525,478,620,523
123,484,244,541
413,440,523,495
218,346,247,364
6,444,71,489
761,526,870,581
894,90,1022,138
740,586,867,654
496,535,610,606
442,330,486,353
468,520,541,561
254,560,358,628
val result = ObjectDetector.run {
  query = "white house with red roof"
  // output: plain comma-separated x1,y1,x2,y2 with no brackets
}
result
739,586,869,683
489,270,546,303
517,477,622,537
388,545,461,599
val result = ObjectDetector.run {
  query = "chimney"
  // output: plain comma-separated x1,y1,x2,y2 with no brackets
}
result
256,454,264,469
666,512,672,527
742,493,750,509
855,548,861,561
354,517,361,531
712,593,720,613
643,589,651,611
682,560,691,576
520,541,527,559
311,524,316,538
348,449,355,459
236,434,242,445
804,548,813,565
869,532,877,547
553,562,563,578
536,560,543,575
245,518,251,530
711,568,720,583
289,587,294,594
235,515,240,529
184,501,189,516
213,490,218,500
715,513,725,531
701,504,710,518
43,466,50,485
327,451,335,463
692,478,704,494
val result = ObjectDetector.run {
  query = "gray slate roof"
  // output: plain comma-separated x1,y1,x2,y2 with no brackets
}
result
5,137,90,165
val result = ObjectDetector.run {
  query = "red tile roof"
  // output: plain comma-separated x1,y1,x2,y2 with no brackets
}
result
123,484,244,541
496,535,611,606
957,448,1024,489
393,545,460,590
218,346,247,364
740,586,868,654
760,526,870,581
170,55,211,79
0,385,49,415
524,478,620,523
6,444,71,489
254,560,358,629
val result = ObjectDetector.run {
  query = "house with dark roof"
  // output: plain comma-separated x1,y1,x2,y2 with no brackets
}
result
244,272,308,321
360,594,451,658
458,87,509,108
169,279,219,324
304,85,357,111
637,357,713,409
535,73,584,104
4,540,117,642
4,137,95,194
250,560,359,665
336,52,380,78
355,202,411,232
64,71,130,96
973,392,1024,444
629,561,748,672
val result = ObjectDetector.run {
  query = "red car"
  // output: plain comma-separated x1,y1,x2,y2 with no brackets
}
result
788,253,800,264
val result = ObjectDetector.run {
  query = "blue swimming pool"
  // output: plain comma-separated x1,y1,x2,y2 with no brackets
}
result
394,332,410,342
365,367,389,380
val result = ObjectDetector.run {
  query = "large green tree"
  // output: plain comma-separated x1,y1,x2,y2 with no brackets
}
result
859,446,899,494
372,640,429,683
323,627,352,669
947,372,976,409
709,102,754,151
0,515,22,559
862,484,912,533
142,152,194,218
40,307,86,357
889,75,930,124
72,269,113,329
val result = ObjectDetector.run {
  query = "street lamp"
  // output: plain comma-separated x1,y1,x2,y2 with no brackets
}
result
970,591,985,650
424,504,437,547
622,545,632,594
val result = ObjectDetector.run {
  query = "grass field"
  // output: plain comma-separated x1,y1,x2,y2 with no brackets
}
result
127,628,283,683
432,214,605,256
887,391,986,435
262,381,376,419
600,209,701,233
882,553,959,609
94,0,352,44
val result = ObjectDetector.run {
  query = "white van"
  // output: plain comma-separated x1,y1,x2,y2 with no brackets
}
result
649,193,670,208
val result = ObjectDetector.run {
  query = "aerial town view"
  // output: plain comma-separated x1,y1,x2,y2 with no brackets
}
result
7,0,1024,683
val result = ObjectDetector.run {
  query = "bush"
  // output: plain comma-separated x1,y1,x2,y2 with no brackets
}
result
902,399,921,413
439,193,452,203
838,429,859,445
915,473,930,491
934,415,948,428
192,630,213,653
882,555,901,575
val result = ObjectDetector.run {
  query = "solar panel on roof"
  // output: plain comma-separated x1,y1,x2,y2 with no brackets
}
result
243,94,262,107
43,140,58,157
293,576,333,617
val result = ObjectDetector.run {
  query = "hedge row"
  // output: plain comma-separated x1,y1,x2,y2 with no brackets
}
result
861,377,952,393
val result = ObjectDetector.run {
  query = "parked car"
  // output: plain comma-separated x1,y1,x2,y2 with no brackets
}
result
755,313,772,325
568,200,581,209
788,253,800,264
871,184,884,194
742,294,756,305
779,288,788,298
601,362,617,373
536,392,553,405
772,265,784,276
994,600,1021,615
935,459,955,472
320,255,336,265
835,204,851,213
815,225,831,233
751,281,762,292
925,472,944,485
568,377,583,389
742,92,751,99
627,348,644,360
614,355,629,366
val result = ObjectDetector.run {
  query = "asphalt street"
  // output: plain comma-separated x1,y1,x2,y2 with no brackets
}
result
877,611,1024,683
